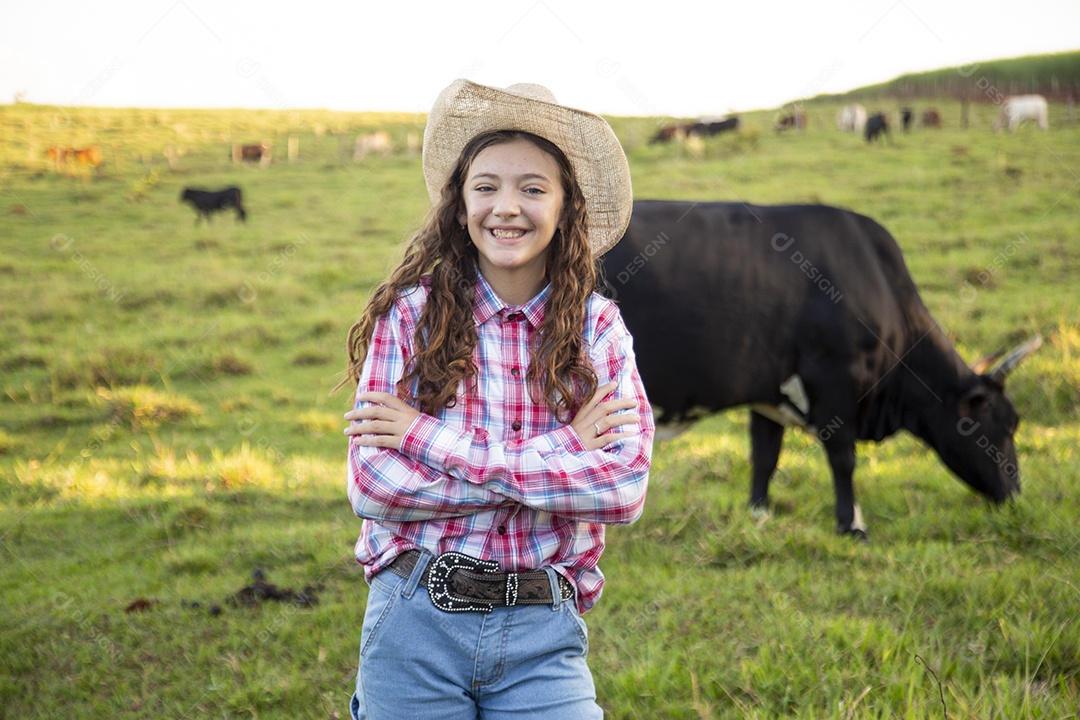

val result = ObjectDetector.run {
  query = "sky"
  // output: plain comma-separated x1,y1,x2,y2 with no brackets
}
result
2,0,1078,118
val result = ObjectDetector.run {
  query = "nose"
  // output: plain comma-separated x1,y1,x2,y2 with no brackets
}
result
492,188,520,218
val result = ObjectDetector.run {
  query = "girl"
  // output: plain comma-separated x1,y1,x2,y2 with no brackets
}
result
343,79,654,719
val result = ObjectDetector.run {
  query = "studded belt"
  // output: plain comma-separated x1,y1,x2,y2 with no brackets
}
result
384,549,575,613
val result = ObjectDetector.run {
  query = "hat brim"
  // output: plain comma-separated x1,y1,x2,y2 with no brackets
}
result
422,79,632,257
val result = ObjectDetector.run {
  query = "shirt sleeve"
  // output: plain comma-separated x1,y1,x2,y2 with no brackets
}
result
398,309,654,525
346,297,513,523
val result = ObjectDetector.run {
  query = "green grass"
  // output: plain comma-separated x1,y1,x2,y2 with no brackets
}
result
2,98,1079,718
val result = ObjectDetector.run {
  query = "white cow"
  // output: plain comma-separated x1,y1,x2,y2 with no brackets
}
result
353,130,392,160
836,103,867,133
995,95,1049,132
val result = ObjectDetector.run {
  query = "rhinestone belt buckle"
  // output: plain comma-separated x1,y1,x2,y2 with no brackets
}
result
427,552,499,613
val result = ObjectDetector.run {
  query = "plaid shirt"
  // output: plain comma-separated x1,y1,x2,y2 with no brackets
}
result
348,272,654,612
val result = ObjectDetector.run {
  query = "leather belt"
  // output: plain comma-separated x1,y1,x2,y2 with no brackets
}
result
385,550,574,613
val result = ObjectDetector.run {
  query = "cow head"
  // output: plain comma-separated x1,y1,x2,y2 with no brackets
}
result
933,336,1040,502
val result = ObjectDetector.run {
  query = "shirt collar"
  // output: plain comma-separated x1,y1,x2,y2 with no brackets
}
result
472,271,550,329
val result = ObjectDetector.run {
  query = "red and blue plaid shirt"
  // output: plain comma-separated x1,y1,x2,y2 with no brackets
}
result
348,272,654,612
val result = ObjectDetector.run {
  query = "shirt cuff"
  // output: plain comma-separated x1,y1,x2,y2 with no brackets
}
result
547,424,585,453
400,413,470,474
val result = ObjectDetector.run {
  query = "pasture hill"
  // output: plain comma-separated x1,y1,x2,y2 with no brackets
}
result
1,53,1079,719
809,50,1080,103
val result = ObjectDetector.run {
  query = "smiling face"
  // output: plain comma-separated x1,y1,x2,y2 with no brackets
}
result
458,137,566,305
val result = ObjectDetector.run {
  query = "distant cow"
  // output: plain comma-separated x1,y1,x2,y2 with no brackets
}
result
354,130,392,161
864,113,889,142
46,145,102,170
700,117,740,135
921,109,942,128
601,199,1039,537
73,146,103,167
901,107,913,132
995,95,1048,132
240,144,265,161
180,187,247,223
774,106,806,132
651,117,739,143
836,103,867,133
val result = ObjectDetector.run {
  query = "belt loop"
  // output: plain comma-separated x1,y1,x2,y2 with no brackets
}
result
543,567,562,609
402,550,431,600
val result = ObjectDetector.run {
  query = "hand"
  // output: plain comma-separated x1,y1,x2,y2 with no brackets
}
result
571,381,641,451
344,391,421,450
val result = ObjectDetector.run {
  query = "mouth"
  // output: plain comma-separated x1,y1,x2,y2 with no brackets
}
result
488,228,528,240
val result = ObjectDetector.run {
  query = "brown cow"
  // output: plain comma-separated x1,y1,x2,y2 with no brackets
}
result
240,144,265,161
72,146,103,167
921,109,942,128
46,146,102,171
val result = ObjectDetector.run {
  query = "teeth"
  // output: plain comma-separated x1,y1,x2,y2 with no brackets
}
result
491,228,525,239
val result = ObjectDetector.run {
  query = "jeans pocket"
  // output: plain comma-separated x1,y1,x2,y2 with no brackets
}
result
559,602,590,657
359,572,404,658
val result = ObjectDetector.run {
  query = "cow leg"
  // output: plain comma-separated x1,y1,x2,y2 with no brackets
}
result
749,411,785,518
822,437,868,541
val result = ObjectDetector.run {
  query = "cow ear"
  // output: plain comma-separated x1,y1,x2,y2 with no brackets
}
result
959,384,990,415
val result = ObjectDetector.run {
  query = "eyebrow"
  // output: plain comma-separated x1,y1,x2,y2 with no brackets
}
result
468,172,553,183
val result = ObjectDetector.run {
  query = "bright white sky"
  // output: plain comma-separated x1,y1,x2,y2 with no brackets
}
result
2,0,1077,118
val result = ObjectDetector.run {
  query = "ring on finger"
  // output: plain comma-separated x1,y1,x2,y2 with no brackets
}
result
594,422,602,436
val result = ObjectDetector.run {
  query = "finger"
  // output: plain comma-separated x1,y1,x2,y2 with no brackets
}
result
596,397,638,416
349,405,403,422
356,391,410,409
352,433,399,448
599,413,640,432
584,430,635,450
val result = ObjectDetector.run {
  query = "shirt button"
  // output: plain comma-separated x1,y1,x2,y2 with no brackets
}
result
497,525,507,535
510,367,520,377
511,421,522,431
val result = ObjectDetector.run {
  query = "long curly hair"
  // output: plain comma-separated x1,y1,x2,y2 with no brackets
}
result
342,130,599,422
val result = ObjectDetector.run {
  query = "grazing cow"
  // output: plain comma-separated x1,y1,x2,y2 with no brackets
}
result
774,106,806,132
46,145,102,171
353,130,392,161
600,199,1039,537
901,107,913,132
700,117,740,135
836,103,867,133
995,95,1048,132
652,118,738,143
921,108,942,128
72,146,103,168
650,124,684,143
864,112,889,142
180,187,247,223
240,144,265,161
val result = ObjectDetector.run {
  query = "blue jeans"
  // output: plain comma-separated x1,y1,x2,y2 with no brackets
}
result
350,552,603,719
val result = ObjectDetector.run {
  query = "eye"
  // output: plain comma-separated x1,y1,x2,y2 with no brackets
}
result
523,186,545,195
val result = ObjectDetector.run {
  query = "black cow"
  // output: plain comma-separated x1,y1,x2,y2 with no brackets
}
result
600,199,1039,537
702,117,739,135
865,112,889,142
180,187,247,223
901,107,913,132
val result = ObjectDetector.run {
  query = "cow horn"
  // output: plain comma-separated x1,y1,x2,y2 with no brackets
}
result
969,348,1006,375
988,335,1042,383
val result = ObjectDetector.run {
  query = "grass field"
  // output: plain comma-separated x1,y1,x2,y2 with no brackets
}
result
1,96,1078,719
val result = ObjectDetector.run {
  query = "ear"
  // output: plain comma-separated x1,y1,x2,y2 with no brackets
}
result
958,384,990,415
457,210,467,228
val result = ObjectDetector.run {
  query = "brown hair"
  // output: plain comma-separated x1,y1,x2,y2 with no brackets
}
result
342,131,598,421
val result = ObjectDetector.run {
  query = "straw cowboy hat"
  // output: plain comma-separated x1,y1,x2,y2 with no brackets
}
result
422,79,633,257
